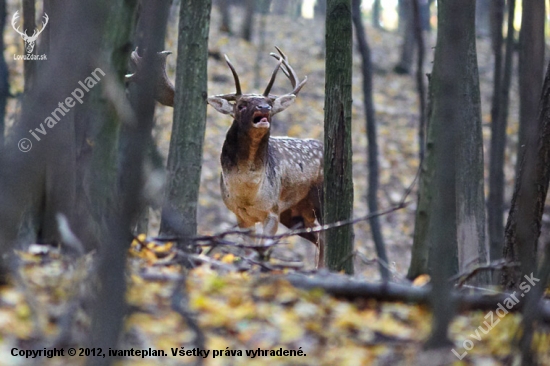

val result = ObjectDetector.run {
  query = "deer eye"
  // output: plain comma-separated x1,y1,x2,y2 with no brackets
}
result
238,104,246,111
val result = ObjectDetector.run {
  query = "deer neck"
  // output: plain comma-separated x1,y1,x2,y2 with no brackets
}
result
221,121,270,173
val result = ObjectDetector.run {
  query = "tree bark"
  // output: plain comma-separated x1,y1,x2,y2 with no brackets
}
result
408,74,434,280
241,0,255,42
394,0,414,75
351,0,388,280
323,0,354,274
502,61,550,290
219,0,232,34
476,0,491,37
487,0,515,260
517,0,545,173
371,0,381,29
88,1,168,363
160,0,212,242
0,0,8,147
425,0,481,348
22,0,35,92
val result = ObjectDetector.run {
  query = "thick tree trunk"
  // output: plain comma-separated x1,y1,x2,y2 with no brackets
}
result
323,0,354,274
425,0,481,348
351,0,388,280
487,0,515,260
502,64,550,290
160,0,212,242
89,1,168,362
517,0,545,172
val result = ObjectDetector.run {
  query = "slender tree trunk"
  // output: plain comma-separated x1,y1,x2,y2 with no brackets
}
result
517,0,545,171
22,0,35,92
412,0,426,163
0,0,8,147
394,0,414,75
425,0,479,348
241,0,255,42
351,0,388,280
488,0,512,265
407,74,433,280
476,0,491,37
219,0,232,34
371,0,381,29
160,0,212,243
323,0,354,274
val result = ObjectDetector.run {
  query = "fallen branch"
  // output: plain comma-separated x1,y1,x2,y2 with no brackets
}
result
286,273,550,320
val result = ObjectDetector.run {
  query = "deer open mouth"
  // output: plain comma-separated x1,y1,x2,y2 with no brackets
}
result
252,112,270,128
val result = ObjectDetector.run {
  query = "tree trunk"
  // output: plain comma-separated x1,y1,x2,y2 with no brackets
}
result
517,0,545,172
502,62,550,291
315,0,327,19
394,0,414,75
412,0,426,163
160,0,212,242
371,0,381,29
323,0,354,274
88,0,168,361
351,0,388,280
476,0,491,37
219,0,232,34
407,74,433,280
241,0,255,42
0,0,8,147
425,0,479,348
455,1,487,285
488,0,513,266
22,0,35,92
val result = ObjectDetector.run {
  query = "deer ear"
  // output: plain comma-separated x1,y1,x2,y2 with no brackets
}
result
207,96,234,115
272,95,296,115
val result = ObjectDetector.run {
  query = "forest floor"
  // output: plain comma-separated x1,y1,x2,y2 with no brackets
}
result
2,3,550,366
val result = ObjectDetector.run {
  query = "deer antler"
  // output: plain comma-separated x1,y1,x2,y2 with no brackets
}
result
26,13,49,42
263,57,283,97
270,46,307,96
11,11,27,38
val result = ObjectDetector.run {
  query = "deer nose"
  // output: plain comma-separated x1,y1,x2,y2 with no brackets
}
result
256,104,271,113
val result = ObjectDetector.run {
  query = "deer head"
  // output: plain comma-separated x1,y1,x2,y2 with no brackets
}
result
12,11,49,54
207,47,307,138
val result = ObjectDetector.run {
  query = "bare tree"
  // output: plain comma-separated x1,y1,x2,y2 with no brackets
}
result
351,0,388,280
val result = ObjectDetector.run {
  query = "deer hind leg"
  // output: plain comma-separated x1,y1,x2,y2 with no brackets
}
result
280,196,323,268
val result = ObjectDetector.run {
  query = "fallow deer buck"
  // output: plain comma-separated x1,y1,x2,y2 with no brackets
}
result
126,47,325,266
207,48,324,266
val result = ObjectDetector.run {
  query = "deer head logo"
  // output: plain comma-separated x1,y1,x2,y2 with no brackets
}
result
12,11,49,54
